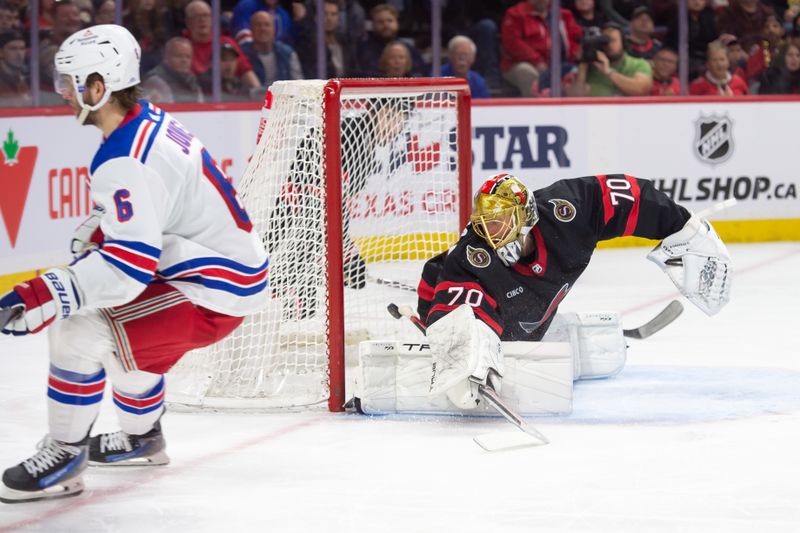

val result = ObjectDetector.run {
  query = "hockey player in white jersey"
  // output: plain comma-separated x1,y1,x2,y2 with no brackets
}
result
0,25,267,503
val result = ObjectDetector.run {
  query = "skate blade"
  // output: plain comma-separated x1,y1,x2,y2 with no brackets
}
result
0,476,84,504
89,450,170,467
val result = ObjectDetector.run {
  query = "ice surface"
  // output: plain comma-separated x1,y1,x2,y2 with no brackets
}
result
1,242,799,532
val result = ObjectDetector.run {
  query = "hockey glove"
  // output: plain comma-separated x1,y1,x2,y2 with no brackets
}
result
71,206,105,258
0,269,81,336
647,215,731,316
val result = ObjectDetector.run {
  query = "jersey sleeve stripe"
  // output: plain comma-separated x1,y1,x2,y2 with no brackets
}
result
100,244,160,273
159,266,266,286
595,175,614,225
104,239,162,258
622,174,642,236
433,280,498,308
417,278,434,301
98,253,155,285
159,256,268,277
167,276,267,296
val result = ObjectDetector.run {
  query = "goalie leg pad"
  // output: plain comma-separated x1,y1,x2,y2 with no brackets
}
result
544,312,627,380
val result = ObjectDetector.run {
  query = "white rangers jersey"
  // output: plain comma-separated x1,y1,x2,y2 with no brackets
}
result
68,100,268,316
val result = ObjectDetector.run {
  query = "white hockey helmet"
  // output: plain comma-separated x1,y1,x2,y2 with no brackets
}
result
54,24,141,123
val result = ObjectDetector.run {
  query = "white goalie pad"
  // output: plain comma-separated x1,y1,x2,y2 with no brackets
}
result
354,340,573,416
542,311,627,380
647,215,732,316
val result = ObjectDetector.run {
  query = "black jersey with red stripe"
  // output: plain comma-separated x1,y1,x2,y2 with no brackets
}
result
417,175,691,341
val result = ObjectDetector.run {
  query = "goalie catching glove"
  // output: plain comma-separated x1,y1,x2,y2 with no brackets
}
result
426,304,503,409
0,269,81,335
648,215,731,316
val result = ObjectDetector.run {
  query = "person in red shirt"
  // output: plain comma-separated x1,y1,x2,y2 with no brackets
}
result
501,0,582,97
183,0,260,94
745,14,785,83
689,40,750,95
651,47,682,95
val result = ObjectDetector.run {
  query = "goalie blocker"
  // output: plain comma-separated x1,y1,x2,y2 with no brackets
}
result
353,305,627,416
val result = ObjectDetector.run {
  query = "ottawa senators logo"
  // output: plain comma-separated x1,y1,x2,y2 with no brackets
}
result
549,199,576,222
466,245,491,268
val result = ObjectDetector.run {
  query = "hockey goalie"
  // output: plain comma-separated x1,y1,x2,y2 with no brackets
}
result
354,173,732,418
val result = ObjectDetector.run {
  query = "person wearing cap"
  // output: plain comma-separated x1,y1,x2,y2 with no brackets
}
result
689,39,749,95
141,36,204,103
0,29,28,105
720,33,748,79
567,21,653,96
627,6,663,59
221,40,259,100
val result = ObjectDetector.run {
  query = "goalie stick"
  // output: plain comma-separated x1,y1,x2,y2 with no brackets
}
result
622,300,684,339
388,300,683,340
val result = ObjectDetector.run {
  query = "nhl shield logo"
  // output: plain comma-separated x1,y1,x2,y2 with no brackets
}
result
694,115,734,164
466,245,491,268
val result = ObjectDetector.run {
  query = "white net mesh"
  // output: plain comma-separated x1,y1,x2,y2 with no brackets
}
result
167,79,466,410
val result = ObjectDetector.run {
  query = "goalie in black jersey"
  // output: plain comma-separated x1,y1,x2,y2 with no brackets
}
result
419,173,732,410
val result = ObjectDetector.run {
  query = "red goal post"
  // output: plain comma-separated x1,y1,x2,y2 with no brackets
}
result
167,78,473,412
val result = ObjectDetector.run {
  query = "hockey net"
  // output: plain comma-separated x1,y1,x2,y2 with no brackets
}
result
167,79,471,411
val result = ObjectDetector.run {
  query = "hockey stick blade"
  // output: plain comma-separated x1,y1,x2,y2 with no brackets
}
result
0,307,22,330
475,382,549,450
623,300,684,340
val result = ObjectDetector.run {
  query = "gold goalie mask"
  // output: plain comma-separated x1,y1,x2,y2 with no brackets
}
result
470,173,538,249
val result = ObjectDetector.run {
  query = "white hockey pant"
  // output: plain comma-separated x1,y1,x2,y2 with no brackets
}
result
47,310,164,444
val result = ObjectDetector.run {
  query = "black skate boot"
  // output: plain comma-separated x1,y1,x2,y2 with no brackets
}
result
89,420,169,466
0,435,88,503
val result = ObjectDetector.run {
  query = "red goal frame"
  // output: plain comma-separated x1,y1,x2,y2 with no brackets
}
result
322,78,473,411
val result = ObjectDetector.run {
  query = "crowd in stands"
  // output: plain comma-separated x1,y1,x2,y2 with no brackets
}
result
2,0,800,106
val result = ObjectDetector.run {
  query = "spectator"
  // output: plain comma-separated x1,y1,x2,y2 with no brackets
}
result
567,21,653,96
666,0,718,80
442,0,507,89
220,41,257,100
29,0,56,34
378,39,413,77
720,33,748,78
94,0,115,25
232,0,296,46
627,6,662,59
333,0,367,46
689,40,750,94
440,35,489,98
240,11,303,86
0,29,28,105
571,0,607,28
0,1,21,32
296,0,356,78
141,36,204,102
124,0,171,74
164,0,191,37
183,0,259,92
745,13,785,83
74,0,95,26
717,0,775,51
356,3,425,77
501,0,582,97
650,46,681,95
759,41,800,92
39,1,83,82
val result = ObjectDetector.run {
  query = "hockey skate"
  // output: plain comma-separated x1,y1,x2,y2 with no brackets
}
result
89,421,169,466
0,435,88,503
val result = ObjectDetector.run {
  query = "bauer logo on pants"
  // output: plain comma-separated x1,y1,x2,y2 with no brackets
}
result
694,114,734,165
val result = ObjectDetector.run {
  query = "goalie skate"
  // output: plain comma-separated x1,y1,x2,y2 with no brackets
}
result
0,436,88,503
89,421,169,466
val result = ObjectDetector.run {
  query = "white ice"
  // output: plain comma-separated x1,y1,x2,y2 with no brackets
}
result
1,242,799,533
